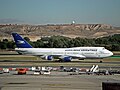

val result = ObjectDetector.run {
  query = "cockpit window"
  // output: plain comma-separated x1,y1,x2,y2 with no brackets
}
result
102,47,105,50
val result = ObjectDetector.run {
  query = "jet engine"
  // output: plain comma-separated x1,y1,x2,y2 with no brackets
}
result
63,57,72,62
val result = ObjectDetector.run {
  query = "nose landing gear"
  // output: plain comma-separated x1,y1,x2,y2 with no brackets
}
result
100,60,103,63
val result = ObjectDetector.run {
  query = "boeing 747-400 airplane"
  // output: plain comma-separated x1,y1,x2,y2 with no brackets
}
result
12,33,113,62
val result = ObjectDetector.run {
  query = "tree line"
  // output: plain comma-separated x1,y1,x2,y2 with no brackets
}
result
0,34,120,51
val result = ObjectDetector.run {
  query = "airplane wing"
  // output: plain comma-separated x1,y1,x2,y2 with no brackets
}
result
70,54,86,58
59,54,86,59
39,54,86,60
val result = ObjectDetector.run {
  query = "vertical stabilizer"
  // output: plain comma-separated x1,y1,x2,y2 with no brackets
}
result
12,33,32,48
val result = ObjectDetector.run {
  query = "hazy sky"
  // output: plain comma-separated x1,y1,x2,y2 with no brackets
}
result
0,0,120,26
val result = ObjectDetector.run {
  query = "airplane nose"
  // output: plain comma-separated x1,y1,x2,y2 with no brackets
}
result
109,51,113,56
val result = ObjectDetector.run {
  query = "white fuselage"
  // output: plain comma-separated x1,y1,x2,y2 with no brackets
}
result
15,47,113,59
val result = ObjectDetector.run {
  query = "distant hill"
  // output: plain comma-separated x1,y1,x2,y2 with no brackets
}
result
0,24,120,41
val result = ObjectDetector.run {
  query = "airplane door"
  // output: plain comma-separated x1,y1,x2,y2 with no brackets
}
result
96,51,102,58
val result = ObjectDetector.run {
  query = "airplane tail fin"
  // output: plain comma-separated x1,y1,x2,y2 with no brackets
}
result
12,33,32,48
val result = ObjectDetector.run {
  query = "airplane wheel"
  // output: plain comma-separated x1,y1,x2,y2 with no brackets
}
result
100,61,103,63
57,59,63,62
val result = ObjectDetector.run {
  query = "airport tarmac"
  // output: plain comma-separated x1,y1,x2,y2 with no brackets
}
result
0,72,120,90
0,54,120,70
0,58,120,69
0,53,120,90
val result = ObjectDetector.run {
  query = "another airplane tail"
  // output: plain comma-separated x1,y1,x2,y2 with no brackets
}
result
12,33,32,48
